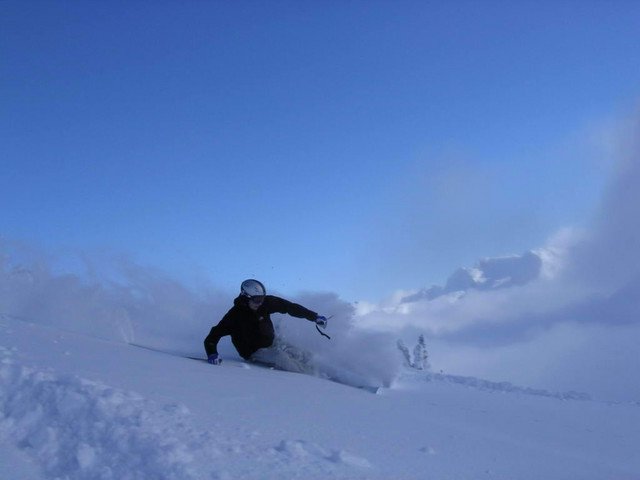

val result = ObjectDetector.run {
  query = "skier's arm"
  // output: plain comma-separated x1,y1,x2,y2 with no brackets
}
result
267,296,318,322
204,310,234,356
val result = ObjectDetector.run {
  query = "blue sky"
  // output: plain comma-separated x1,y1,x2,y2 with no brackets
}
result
2,1,640,301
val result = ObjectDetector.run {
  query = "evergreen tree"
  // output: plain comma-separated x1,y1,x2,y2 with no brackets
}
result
398,335,431,371
397,340,412,368
412,334,430,371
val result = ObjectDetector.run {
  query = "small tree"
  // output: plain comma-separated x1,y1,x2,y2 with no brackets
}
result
397,334,430,371
412,334,430,371
397,340,412,368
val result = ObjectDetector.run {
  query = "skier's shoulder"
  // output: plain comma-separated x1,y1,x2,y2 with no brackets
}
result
265,294,285,302
263,295,291,311
264,294,292,305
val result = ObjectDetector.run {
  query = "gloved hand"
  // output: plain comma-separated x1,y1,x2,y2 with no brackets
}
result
315,315,328,329
207,353,222,365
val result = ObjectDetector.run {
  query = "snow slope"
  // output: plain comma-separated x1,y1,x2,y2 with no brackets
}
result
1,315,639,480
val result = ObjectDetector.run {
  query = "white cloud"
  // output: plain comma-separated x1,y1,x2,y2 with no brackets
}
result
350,110,640,401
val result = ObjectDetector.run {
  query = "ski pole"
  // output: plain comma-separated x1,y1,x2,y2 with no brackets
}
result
315,315,332,340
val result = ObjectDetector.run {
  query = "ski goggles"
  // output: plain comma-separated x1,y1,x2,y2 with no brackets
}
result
246,295,265,306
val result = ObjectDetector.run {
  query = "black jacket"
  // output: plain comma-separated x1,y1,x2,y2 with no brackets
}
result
204,295,318,356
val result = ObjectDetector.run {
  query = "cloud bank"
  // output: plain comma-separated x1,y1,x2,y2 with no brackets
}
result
352,112,640,401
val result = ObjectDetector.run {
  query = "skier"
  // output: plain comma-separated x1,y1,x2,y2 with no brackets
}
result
204,279,328,365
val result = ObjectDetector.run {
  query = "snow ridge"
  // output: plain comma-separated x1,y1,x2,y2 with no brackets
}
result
402,370,591,401
0,344,375,480
0,346,217,480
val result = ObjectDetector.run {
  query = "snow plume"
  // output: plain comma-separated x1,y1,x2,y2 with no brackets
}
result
271,292,401,388
0,242,227,350
0,242,401,388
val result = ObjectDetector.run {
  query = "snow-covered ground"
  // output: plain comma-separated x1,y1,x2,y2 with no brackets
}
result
1,314,639,480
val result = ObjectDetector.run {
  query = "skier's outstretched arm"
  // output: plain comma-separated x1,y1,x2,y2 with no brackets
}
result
267,296,318,321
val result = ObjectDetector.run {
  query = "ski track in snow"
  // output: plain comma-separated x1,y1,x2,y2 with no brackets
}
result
0,345,372,480
403,371,592,401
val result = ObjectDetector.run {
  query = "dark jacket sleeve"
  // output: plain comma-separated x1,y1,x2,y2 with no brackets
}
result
266,296,318,321
204,308,235,356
